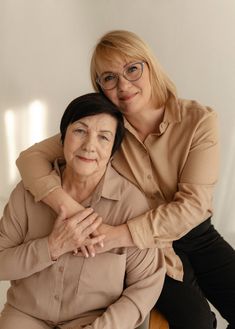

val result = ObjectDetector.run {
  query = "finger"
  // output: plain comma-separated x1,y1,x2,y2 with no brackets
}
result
80,245,89,258
75,212,101,232
85,234,106,247
81,216,103,237
86,244,96,258
71,208,95,224
73,248,78,255
73,250,83,257
91,228,104,248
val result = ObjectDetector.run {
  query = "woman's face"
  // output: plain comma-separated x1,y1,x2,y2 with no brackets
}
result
63,113,117,180
97,57,155,117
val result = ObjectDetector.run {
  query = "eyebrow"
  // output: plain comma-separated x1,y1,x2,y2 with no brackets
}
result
74,121,114,136
100,61,136,74
99,130,114,136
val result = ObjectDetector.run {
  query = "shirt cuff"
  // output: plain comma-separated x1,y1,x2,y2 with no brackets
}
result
127,214,155,249
30,175,62,202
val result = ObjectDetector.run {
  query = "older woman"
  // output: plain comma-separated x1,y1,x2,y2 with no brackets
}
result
0,93,165,329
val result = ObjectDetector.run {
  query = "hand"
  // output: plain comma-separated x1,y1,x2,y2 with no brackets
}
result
77,223,134,258
48,207,105,260
79,229,104,258
96,223,134,252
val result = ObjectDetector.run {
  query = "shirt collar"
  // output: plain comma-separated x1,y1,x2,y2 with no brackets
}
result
124,93,181,136
54,159,122,207
163,93,181,124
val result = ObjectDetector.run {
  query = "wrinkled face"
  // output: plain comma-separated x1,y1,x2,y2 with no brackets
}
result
97,57,155,117
63,113,117,180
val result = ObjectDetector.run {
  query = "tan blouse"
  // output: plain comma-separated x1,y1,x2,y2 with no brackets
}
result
16,95,220,281
0,163,165,329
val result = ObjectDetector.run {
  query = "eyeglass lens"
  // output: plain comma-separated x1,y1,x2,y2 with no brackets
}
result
98,62,144,90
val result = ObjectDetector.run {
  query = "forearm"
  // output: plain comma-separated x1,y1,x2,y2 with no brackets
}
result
93,223,134,254
0,237,54,280
83,296,141,329
127,183,215,249
16,134,63,200
43,187,84,216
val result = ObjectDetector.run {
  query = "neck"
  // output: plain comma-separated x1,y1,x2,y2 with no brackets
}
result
62,167,104,203
126,106,165,141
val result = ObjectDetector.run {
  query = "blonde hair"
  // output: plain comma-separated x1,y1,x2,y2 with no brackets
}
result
90,30,177,108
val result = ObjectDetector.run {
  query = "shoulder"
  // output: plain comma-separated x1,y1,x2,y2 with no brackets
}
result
178,98,218,122
8,181,28,204
7,181,43,213
4,182,31,221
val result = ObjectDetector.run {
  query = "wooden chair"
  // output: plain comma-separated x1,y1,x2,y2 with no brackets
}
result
149,309,169,329
137,309,169,329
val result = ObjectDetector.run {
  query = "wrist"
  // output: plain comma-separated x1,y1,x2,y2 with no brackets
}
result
48,236,60,261
119,224,134,247
43,187,84,216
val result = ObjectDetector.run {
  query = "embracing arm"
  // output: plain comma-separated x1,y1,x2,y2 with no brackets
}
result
83,248,165,329
16,134,84,215
16,134,62,201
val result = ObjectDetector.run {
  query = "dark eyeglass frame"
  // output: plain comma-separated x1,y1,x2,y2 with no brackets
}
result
96,61,145,90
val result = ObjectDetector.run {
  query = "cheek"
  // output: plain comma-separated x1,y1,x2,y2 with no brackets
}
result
104,90,118,105
99,147,113,163
63,138,78,159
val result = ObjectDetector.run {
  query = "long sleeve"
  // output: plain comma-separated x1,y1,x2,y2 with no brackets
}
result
84,247,165,329
0,183,54,280
127,110,220,248
16,134,63,201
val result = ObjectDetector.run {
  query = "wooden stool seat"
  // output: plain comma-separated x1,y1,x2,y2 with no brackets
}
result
149,309,169,329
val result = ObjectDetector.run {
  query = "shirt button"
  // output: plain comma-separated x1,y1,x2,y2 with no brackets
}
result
58,266,64,273
147,174,152,180
54,294,60,301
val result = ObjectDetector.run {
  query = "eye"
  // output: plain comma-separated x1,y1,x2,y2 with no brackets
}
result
126,64,138,74
102,73,116,83
73,128,86,135
99,134,110,141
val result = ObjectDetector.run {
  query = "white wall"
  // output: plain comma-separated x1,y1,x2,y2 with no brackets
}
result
1,1,235,327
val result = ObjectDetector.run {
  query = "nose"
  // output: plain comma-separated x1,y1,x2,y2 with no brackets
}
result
117,75,132,91
82,134,96,153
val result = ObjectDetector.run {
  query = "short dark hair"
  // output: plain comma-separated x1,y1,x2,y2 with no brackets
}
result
60,93,125,156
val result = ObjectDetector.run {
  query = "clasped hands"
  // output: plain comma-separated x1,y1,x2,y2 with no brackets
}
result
48,207,125,260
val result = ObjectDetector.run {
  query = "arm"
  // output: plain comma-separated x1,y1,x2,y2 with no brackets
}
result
0,185,104,280
128,111,220,248
16,134,84,216
16,134,64,202
0,184,54,280
83,248,165,329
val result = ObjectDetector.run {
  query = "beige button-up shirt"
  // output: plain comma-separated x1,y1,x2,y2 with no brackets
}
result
0,164,165,329
16,95,220,281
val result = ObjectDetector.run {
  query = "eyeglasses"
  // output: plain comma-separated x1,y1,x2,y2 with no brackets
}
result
96,61,145,90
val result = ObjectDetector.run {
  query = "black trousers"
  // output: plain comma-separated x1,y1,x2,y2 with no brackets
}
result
155,218,235,329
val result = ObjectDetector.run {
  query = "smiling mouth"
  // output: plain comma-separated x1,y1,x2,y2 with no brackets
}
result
77,156,96,163
119,93,137,102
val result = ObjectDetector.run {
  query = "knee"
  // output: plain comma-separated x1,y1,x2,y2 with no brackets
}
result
167,309,216,329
